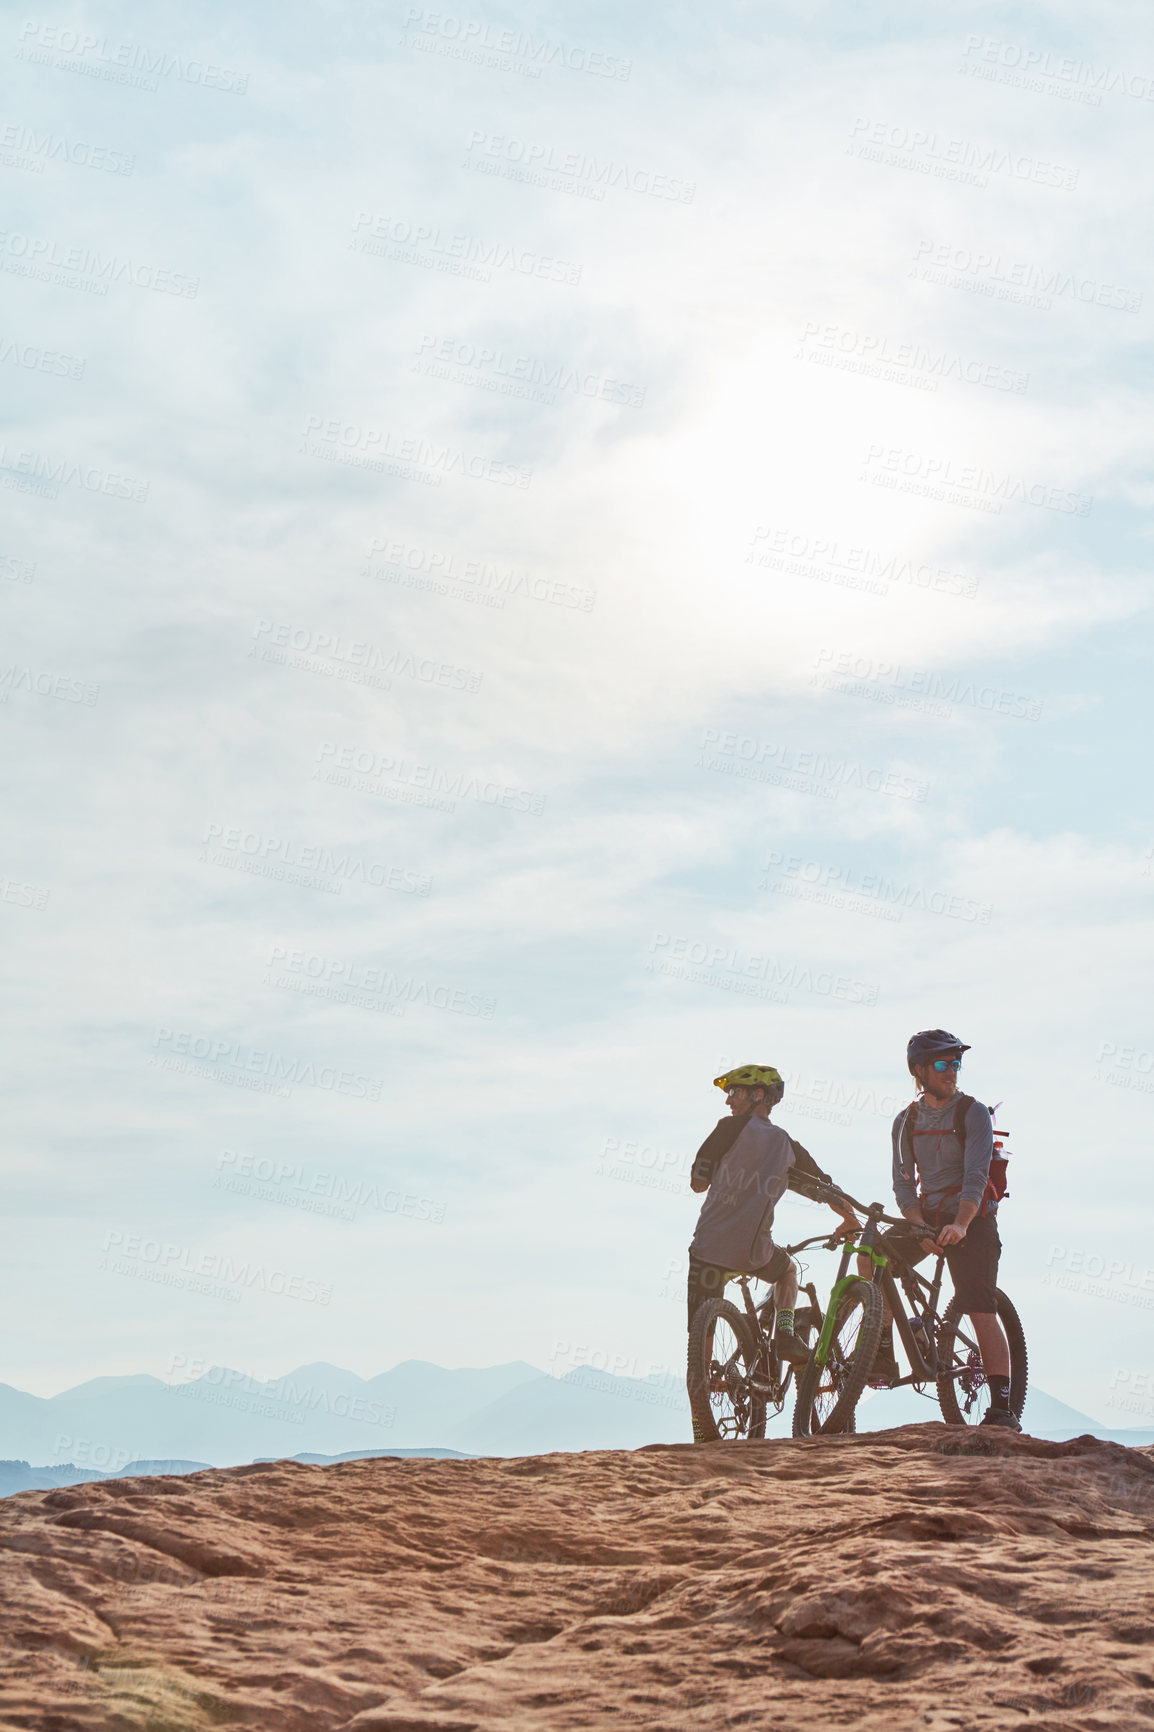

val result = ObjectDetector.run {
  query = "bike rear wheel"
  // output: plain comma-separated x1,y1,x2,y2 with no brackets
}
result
792,1279,883,1436
936,1288,1028,1426
687,1299,767,1442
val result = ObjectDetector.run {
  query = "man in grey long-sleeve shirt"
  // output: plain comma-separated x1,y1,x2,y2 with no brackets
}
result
870,1027,1017,1430
892,1091,994,1221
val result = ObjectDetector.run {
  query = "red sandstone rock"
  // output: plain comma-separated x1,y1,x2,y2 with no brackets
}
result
0,1423,1152,1729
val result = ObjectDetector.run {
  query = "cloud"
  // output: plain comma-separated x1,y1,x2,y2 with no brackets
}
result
3,1,1150,1429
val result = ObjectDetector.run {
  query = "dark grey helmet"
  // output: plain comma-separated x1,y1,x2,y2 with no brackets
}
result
906,1029,970,1074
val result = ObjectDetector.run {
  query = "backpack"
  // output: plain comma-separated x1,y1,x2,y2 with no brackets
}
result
898,1092,1009,1222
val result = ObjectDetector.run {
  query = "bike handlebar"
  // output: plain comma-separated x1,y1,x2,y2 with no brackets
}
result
779,1231,845,1257
778,1186,946,1262
810,1180,911,1231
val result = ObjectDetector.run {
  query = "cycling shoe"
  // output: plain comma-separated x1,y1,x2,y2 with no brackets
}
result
979,1408,1022,1432
867,1341,901,1389
772,1330,810,1365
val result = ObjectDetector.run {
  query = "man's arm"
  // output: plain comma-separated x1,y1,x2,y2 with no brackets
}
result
957,1099,994,1207
937,1101,994,1246
936,1197,980,1247
786,1139,858,1233
689,1117,744,1193
892,1109,939,1251
892,1108,918,1215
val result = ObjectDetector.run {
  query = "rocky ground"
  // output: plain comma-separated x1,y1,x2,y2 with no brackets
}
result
1,1423,1152,1730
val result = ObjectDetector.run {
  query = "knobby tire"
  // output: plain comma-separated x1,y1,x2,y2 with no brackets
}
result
687,1299,767,1442
792,1279,883,1436
936,1287,1028,1426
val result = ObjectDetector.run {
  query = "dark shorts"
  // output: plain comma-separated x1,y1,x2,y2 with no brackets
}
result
687,1247,791,1327
877,1213,1001,1315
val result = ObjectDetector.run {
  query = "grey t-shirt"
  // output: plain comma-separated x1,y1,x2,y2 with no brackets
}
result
892,1093,994,1215
689,1114,794,1271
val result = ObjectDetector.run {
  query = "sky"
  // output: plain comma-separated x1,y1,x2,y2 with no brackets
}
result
3,0,1153,1433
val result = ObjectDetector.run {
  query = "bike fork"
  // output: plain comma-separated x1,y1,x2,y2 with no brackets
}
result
813,1244,859,1365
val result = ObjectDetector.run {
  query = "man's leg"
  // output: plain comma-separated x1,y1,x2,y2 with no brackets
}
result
686,1256,726,1330
947,1218,1017,1428
971,1308,1015,1425
771,1259,801,1355
970,1311,1010,1378
772,1259,798,1318
764,1251,807,1364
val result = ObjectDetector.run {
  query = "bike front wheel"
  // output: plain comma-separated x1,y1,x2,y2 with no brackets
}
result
936,1288,1028,1426
687,1299,767,1442
792,1279,884,1436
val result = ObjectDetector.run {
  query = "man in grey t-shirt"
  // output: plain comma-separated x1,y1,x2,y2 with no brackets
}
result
688,1064,857,1365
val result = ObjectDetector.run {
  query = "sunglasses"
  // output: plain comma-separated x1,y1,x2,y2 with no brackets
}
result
930,1057,962,1072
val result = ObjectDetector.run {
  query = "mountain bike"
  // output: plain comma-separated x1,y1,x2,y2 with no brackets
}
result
686,1234,837,1442
792,1188,1027,1435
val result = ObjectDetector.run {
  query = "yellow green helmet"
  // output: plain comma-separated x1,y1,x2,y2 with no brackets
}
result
714,1064,784,1097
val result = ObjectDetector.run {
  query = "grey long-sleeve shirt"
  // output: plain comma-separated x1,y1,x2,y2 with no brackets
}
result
689,1113,795,1272
892,1093,994,1215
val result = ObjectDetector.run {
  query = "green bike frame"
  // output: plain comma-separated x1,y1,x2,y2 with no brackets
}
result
812,1237,888,1365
